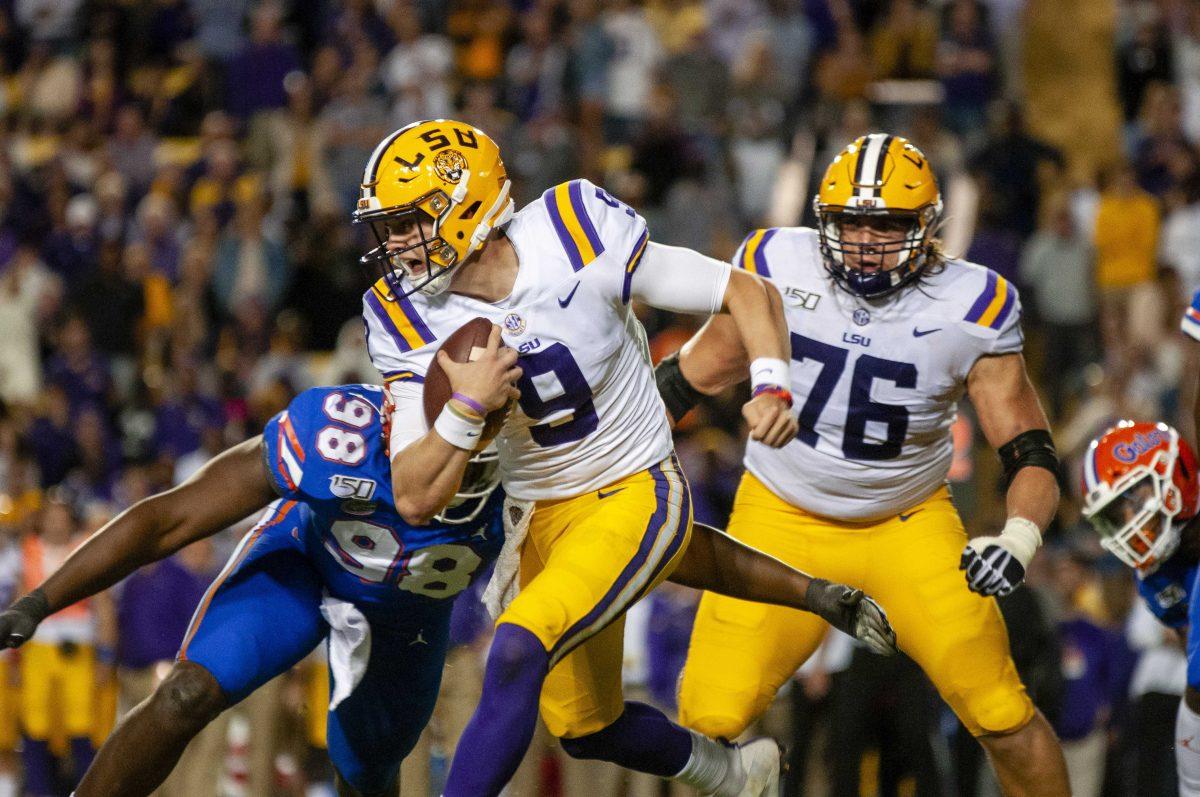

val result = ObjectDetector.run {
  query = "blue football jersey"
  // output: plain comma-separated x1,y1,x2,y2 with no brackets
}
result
260,384,504,608
1135,550,1198,629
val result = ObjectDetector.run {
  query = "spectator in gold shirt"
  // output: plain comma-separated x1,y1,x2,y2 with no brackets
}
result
1093,162,1161,356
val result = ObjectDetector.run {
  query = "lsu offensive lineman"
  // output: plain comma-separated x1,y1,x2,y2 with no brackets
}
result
656,134,1072,796
357,120,797,796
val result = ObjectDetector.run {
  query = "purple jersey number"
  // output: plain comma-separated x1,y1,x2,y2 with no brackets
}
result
516,343,598,446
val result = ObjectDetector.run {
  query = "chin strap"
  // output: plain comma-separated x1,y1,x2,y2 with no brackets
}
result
470,178,514,252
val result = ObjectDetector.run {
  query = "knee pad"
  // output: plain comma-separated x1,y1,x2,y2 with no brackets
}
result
962,682,1035,737
488,624,549,686
155,663,227,728
678,682,761,741
680,713,751,742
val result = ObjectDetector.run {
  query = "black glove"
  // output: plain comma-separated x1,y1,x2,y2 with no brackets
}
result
0,589,49,649
806,578,897,655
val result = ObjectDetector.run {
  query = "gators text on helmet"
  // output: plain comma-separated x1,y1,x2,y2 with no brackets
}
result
354,120,514,299
813,133,944,299
1082,421,1200,573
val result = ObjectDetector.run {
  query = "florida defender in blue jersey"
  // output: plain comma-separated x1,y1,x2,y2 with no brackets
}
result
1081,420,1200,794
0,379,895,797
0,383,506,796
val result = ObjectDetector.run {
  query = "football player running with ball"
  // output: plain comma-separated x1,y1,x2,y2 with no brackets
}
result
358,120,799,796
656,134,1071,796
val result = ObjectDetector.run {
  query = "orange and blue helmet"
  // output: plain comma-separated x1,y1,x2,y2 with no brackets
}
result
813,133,943,298
354,120,513,298
1081,421,1200,573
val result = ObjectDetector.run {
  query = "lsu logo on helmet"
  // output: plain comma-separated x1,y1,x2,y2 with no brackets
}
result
354,120,514,299
1082,420,1200,573
813,133,944,298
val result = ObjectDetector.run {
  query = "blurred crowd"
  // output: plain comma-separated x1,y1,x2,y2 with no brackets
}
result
0,0,1197,794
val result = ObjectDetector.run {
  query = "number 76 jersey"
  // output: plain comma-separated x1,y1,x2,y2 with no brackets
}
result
737,227,1024,521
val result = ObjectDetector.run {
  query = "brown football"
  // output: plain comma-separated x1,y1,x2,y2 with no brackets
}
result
423,316,510,451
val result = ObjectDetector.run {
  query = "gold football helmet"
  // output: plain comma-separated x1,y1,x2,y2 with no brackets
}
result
354,120,514,297
813,133,943,298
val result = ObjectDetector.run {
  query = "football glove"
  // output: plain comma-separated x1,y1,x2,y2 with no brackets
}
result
960,518,1041,597
806,579,897,656
0,589,49,649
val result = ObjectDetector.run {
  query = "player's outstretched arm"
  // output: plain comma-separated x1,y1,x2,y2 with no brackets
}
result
960,353,1059,597
634,242,796,447
0,436,277,649
669,522,897,655
390,324,520,524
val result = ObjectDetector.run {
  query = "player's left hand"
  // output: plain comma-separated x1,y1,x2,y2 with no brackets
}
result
806,579,897,656
742,394,797,448
959,536,1025,597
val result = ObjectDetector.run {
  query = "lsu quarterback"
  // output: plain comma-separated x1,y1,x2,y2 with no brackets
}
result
1080,420,1200,794
356,119,802,796
655,134,1072,796
0,378,892,797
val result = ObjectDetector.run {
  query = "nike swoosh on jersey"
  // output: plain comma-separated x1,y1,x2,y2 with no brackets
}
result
912,327,941,337
898,509,924,521
558,281,581,308
597,487,626,499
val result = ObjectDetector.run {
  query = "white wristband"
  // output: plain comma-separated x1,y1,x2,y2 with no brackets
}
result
434,404,484,451
750,357,789,389
999,516,1042,568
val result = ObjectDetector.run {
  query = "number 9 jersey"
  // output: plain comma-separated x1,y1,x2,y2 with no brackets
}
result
736,227,1023,521
364,179,699,501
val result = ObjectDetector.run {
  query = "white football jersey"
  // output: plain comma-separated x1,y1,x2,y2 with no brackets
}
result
736,227,1023,521
364,179,674,501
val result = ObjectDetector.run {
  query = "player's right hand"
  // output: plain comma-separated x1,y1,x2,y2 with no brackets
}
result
805,578,897,656
742,392,798,448
0,589,49,649
436,323,522,412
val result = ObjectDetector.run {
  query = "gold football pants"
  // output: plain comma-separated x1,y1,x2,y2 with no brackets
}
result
678,472,1034,738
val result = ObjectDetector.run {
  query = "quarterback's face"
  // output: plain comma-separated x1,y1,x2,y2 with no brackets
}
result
838,216,910,273
383,213,437,276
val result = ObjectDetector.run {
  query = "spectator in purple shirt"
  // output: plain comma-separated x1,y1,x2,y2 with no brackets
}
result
151,366,225,459
26,384,79,487
44,315,111,415
224,3,302,120
41,193,99,283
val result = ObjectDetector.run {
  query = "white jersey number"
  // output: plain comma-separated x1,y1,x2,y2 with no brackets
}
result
327,521,483,598
396,544,483,599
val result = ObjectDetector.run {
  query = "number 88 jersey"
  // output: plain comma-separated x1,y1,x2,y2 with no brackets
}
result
261,384,504,607
736,227,1024,521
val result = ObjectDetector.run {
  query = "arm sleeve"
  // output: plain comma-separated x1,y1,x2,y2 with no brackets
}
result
629,241,732,315
387,378,428,457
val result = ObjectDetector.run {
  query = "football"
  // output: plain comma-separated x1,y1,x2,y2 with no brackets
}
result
423,316,510,451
